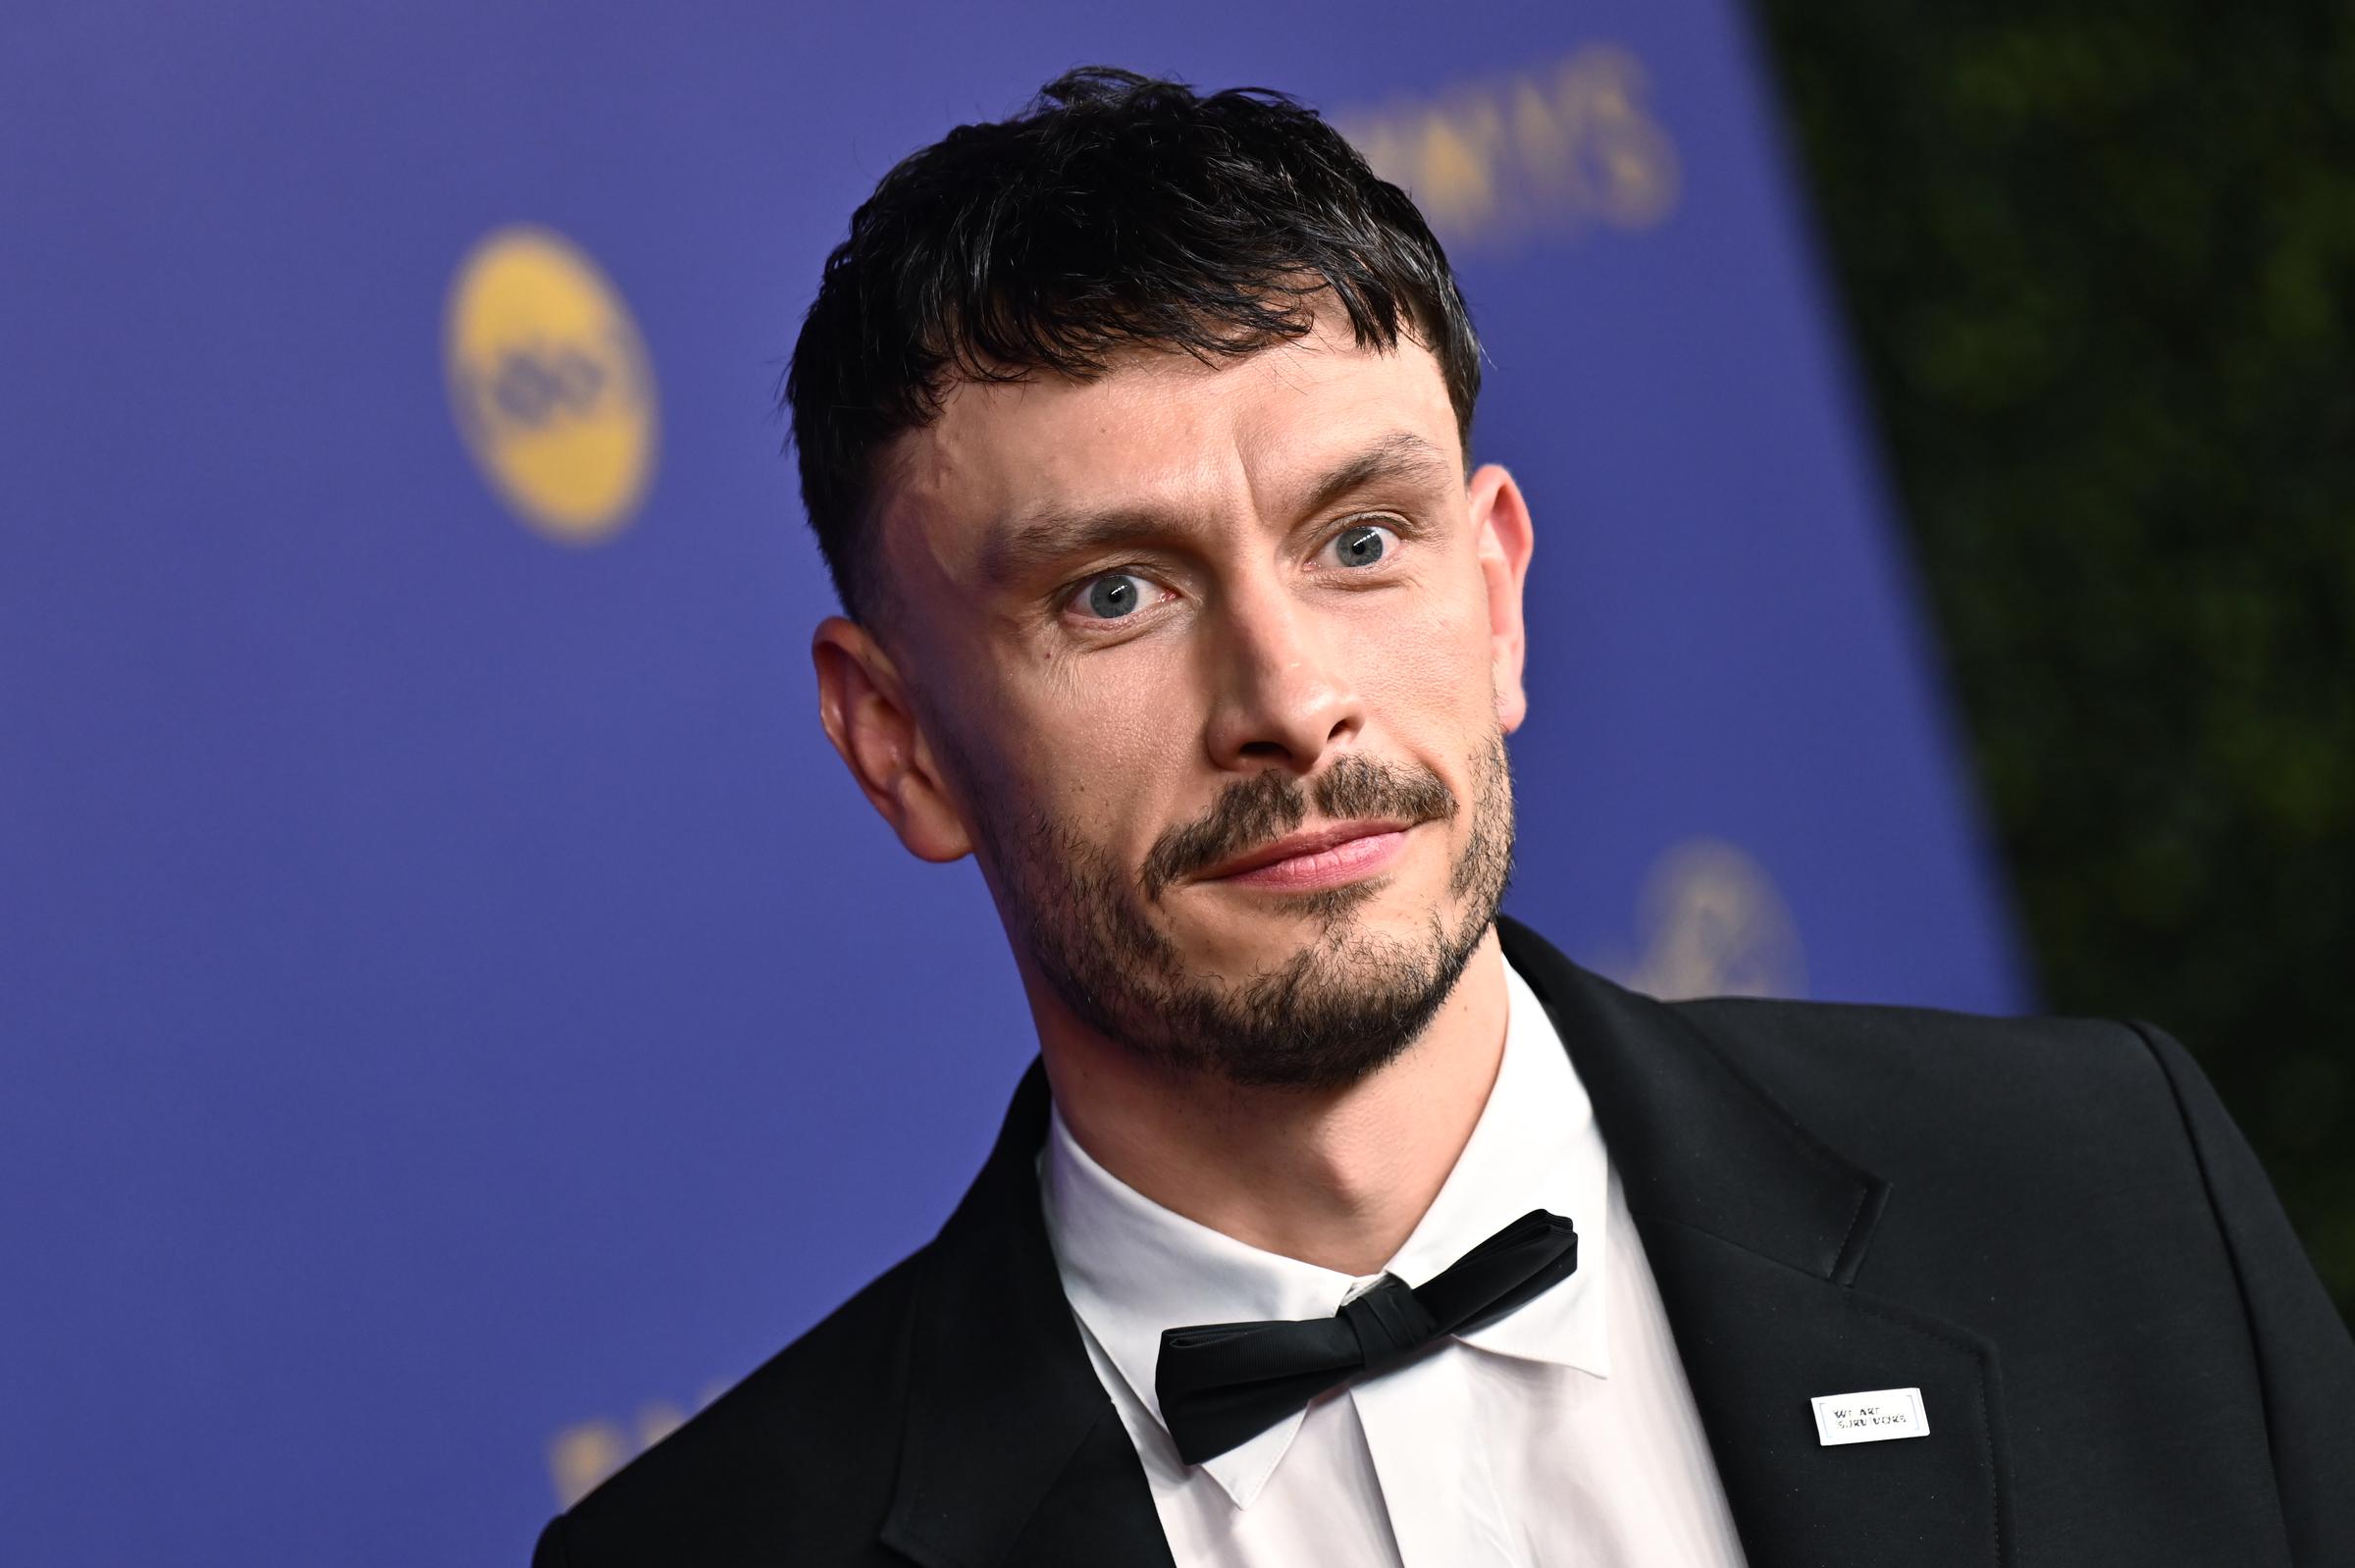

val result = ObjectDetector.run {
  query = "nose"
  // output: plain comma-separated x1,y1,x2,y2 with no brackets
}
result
1200,570,1365,775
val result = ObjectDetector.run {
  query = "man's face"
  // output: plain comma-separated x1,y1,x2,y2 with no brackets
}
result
847,309,1534,1089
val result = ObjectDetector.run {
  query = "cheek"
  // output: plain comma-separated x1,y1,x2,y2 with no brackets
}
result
1004,651,1199,826
1348,577,1495,719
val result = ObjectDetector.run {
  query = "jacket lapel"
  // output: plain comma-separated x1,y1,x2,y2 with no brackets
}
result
881,1061,1177,1568
882,922,2012,1568
1499,916,2014,1568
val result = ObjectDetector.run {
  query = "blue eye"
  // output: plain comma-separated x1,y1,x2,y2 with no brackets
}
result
1327,522,1396,568
1079,573,1146,619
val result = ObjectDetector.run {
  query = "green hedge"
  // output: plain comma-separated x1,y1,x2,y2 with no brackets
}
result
1750,1,2355,1315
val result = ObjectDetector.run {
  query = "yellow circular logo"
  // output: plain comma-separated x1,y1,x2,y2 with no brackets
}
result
445,226,657,543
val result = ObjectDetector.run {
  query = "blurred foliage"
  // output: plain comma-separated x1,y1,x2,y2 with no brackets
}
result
1749,1,2355,1315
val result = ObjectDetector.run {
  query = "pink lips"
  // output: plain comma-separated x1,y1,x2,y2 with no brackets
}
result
1204,826,1411,892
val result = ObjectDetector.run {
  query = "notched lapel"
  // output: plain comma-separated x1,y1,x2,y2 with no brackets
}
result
882,1063,1176,1568
1498,917,2013,1568
1000,1407,1184,1568
1644,1223,2009,1568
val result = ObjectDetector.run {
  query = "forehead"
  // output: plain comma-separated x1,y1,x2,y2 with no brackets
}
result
876,314,1461,572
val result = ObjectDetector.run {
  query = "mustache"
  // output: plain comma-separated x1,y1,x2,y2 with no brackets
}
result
1139,755,1457,898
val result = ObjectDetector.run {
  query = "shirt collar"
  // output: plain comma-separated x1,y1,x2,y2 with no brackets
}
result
1039,954,1612,1509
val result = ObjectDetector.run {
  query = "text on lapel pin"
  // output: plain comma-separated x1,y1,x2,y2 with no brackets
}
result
1809,1386,1930,1445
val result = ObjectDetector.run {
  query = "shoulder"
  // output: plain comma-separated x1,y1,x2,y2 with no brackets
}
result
1667,989,2171,1112
534,1247,932,1568
1666,992,2204,1219
1503,914,2179,1143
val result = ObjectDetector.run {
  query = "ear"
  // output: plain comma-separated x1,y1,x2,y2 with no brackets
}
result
811,616,974,863
1466,463,1536,734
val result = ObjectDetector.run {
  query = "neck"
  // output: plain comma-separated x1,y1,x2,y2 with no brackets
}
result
1034,929,1511,1278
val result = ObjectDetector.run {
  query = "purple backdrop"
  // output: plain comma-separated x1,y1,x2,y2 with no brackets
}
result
0,2,2024,1561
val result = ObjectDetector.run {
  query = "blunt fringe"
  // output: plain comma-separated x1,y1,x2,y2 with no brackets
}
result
783,66,1484,622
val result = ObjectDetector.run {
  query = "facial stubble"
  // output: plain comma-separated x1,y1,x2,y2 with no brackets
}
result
968,735,1516,1091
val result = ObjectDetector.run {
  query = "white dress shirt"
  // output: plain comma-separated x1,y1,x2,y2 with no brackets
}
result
1038,957,1751,1568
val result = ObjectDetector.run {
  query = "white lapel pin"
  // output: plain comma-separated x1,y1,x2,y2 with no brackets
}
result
1810,1386,1930,1446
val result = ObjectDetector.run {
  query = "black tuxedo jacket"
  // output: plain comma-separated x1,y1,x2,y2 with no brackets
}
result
536,917,2355,1567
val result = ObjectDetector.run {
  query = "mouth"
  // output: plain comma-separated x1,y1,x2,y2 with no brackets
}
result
1194,820,1415,893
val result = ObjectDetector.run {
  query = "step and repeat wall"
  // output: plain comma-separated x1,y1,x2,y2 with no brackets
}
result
1,2,2026,1561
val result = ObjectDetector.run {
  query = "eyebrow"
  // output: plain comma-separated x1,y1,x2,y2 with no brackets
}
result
977,430,1459,588
1294,430,1458,521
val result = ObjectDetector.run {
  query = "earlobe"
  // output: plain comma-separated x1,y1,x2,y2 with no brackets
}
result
811,617,975,863
1467,464,1534,734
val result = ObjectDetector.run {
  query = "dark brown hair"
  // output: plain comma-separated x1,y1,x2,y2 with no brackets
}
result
783,66,1483,621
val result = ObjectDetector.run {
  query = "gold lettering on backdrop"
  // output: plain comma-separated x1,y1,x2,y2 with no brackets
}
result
547,1422,629,1510
635,1401,685,1449
1334,46,1680,253
548,1382,730,1505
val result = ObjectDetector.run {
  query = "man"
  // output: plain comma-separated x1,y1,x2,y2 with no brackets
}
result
535,69,2355,1567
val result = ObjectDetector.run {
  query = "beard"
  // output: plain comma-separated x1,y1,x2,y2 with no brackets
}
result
962,732,1516,1091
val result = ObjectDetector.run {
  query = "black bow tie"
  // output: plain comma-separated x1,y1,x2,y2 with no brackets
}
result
1153,1209,1579,1465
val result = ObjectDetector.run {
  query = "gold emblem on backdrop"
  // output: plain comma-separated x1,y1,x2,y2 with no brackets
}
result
1612,837,1807,1001
445,225,658,544
1334,45,1681,254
